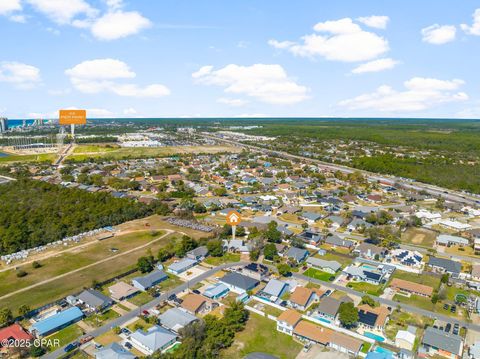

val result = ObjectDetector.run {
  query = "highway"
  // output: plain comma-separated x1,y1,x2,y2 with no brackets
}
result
43,262,246,359
199,133,480,208
293,273,480,331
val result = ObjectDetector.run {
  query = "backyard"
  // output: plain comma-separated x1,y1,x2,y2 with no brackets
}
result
220,313,302,359
303,267,335,282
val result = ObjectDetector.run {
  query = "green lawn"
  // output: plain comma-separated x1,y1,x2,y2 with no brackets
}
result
303,267,335,282
316,252,353,268
156,274,184,291
83,309,120,327
204,253,241,266
45,324,83,351
127,317,154,332
128,291,153,306
347,281,384,296
220,313,302,359
393,294,435,311
390,270,441,290
0,231,173,315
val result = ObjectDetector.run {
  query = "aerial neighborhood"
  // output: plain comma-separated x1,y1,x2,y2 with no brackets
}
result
1,127,480,359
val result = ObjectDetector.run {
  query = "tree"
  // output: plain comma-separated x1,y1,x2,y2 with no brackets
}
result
157,247,173,262
207,239,224,257
30,346,46,357
265,221,281,243
249,249,260,261
0,308,13,327
360,295,378,307
137,256,154,273
32,261,41,269
338,302,358,328
176,235,197,257
441,273,450,284
264,243,278,261
18,305,31,318
277,263,292,277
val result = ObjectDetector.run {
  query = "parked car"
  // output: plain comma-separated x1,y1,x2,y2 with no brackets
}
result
192,289,201,294
80,335,93,344
443,304,449,310
125,342,133,349
121,328,131,335
451,305,457,313
445,323,451,332
64,342,79,352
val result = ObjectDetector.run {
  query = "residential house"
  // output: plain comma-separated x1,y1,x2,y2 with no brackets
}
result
324,235,355,250
95,342,135,359
285,247,309,263
219,272,259,293
390,278,433,297
428,257,462,275
260,278,288,302
316,297,344,321
186,246,209,261
276,309,302,336
158,308,198,333
29,307,84,337
289,286,323,311
436,234,470,247
396,326,417,351
354,243,388,260
181,293,212,315
167,258,197,275
108,281,140,301
301,212,322,224
0,323,32,355
132,270,168,291
203,283,230,300
77,289,113,312
389,249,423,269
242,263,269,281
420,327,463,359
357,304,389,331
130,325,177,355
297,231,323,246
306,257,341,274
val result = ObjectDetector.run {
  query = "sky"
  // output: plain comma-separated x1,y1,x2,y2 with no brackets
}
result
1,0,480,119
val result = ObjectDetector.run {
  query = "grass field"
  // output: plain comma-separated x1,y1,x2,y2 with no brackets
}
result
401,228,437,247
393,294,435,311
95,330,122,346
204,253,241,266
347,281,384,296
390,270,441,289
128,291,153,306
220,313,302,359
316,252,353,268
83,309,120,328
303,267,335,282
46,324,83,351
0,231,176,314
0,230,164,298
0,153,56,163
68,144,241,162
385,310,433,341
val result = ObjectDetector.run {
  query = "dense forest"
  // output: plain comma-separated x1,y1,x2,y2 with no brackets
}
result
0,179,165,255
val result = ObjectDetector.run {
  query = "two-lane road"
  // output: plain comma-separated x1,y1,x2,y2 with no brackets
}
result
43,262,247,359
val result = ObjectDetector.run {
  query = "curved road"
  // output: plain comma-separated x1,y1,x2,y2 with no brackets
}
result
43,261,247,359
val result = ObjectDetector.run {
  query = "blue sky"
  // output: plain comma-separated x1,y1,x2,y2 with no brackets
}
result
0,0,480,119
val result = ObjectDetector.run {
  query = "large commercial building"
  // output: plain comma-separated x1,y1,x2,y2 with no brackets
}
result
0,118,7,133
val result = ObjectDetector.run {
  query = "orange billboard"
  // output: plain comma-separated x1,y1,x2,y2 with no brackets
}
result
59,110,87,125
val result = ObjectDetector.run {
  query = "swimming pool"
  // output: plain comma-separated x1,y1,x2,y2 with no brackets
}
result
374,346,393,355
361,264,378,271
364,332,386,342
314,316,331,324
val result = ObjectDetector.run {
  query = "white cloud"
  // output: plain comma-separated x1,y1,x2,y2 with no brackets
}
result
9,14,26,22
357,15,389,29
269,18,389,62
91,11,151,40
192,64,309,105
66,58,170,97
123,107,137,115
421,24,456,44
351,58,399,74
0,0,21,14
217,98,248,106
26,0,97,25
0,62,41,89
339,77,467,112
105,0,123,11
461,9,480,36
87,108,114,117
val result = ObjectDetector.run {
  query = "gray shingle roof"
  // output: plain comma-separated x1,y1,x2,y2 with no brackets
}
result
133,270,167,289
158,308,197,332
428,257,462,274
422,327,463,355
220,272,259,291
77,289,112,308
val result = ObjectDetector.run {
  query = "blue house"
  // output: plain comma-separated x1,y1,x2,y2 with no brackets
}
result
203,283,230,299
30,307,84,337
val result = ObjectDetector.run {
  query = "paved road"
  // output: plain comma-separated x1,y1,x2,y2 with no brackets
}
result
200,133,480,207
43,262,246,359
293,273,480,331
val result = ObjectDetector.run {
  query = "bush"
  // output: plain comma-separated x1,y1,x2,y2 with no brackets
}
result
32,261,41,269
16,270,27,278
